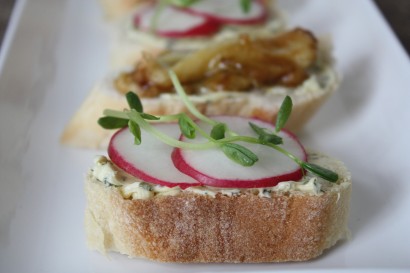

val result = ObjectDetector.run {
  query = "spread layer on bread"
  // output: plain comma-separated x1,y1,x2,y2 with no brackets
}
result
89,152,350,200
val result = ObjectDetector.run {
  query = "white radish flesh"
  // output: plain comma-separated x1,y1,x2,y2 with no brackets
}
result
108,124,200,189
183,0,267,25
172,116,307,188
134,5,220,38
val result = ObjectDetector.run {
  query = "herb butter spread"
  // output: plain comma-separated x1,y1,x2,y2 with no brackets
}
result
89,153,349,200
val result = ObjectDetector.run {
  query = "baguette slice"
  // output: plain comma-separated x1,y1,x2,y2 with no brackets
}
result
85,152,351,262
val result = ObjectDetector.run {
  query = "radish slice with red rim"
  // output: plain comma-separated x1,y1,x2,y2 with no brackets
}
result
108,124,201,189
134,5,221,38
172,116,307,188
182,0,268,25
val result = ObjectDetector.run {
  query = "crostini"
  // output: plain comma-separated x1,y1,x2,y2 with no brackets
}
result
84,78,351,262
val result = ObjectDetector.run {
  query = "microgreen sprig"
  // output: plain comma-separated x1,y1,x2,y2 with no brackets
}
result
98,70,339,183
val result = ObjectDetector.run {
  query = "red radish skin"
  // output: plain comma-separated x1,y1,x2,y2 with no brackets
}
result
133,5,220,38
108,125,201,189
182,0,268,25
172,116,307,188
172,149,304,188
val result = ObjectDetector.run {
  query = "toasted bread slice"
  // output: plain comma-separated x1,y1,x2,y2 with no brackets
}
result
85,152,351,262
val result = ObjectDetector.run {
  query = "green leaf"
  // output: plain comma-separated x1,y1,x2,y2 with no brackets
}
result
240,0,251,13
259,134,283,145
302,162,339,183
128,120,141,145
126,92,143,112
249,122,283,145
275,95,293,133
249,122,265,136
221,143,258,167
140,113,160,120
178,115,196,139
210,123,226,140
98,116,129,129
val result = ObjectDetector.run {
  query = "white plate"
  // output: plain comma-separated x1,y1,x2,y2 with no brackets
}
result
1,0,409,272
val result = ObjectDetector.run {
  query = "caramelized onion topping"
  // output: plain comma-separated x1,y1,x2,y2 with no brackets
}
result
115,28,318,97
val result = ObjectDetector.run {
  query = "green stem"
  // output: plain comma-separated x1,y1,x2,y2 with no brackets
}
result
156,114,181,122
183,113,215,141
103,109,129,119
127,110,217,150
265,143,304,166
217,136,260,144
150,0,167,32
169,70,217,126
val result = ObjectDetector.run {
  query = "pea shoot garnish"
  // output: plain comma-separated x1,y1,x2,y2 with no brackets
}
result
98,70,339,183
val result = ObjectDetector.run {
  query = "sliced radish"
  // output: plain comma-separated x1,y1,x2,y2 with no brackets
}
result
134,5,220,38
108,124,200,189
172,116,307,188
182,0,267,25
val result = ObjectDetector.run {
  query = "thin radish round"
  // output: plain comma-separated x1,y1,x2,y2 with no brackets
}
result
182,0,267,25
134,5,221,38
172,116,307,188
108,124,201,189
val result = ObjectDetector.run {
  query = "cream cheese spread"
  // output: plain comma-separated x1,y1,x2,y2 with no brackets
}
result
89,152,346,200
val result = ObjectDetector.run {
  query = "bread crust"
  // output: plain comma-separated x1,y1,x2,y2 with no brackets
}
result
85,164,351,263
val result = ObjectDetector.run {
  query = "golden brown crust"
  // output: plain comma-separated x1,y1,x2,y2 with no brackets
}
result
85,174,351,262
